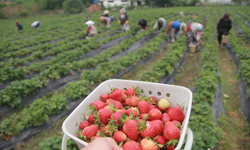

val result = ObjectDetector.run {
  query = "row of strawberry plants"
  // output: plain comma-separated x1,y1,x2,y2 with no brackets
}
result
188,10,222,150
0,29,169,140
228,33,250,92
0,13,172,108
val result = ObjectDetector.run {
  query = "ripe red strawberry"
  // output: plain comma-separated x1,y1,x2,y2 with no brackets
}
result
166,144,177,150
150,104,156,110
111,112,122,124
172,120,181,127
79,121,90,130
167,106,185,122
151,120,163,135
141,138,158,150
123,141,141,150
113,131,127,143
163,122,180,141
162,113,171,123
109,89,125,102
100,93,109,102
150,96,158,104
140,114,149,120
155,135,166,148
129,96,139,106
123,119,139,140
137,101,150,114
97,108,113,125
148,109,162,121
166,108,172,114
88,114,95,123
126,87,137,96
139,121,156,138
92,101,106,111
126,107,139,117
82,125,98,140
124,98,131,106
106,99,122,109
116,109,127,114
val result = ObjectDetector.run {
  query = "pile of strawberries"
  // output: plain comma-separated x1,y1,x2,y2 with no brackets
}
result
77,86,185,150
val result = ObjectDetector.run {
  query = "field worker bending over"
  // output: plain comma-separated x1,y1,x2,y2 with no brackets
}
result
165,21,187,42
138,19,148,30
100,16,115,28
31,21,40,28
15,22,23,30
217,13,232,47
84,20,97,37
153,18,166,31
186,22,204,46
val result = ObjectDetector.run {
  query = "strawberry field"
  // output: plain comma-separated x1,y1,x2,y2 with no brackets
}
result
0,6,250,150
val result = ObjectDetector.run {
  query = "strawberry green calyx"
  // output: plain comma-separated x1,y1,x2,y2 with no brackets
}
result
133,86,141,95
119,113,133,125
88,104,97,115
138,120,147,132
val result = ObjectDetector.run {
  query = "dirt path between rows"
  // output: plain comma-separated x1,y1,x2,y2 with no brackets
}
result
216,46,250,150
172,50,200,88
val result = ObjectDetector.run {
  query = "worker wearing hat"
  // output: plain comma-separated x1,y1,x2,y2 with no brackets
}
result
186,22,204,46
153,18,166,32
118,8,129,31
15,22,23,30
102,10,109,17
217,13,232,47
31,21,40,28
166,21,187,42
84,20,97,37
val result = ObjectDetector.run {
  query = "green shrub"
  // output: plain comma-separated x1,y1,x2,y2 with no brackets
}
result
63,0,83,14
19,10,29,17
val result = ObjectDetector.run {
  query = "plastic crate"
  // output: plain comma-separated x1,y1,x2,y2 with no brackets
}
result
62,79,193,150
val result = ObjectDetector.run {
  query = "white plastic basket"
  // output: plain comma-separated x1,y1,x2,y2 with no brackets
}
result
62,79,193,150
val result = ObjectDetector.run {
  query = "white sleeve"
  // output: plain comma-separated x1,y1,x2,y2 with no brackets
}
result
153,22,158,29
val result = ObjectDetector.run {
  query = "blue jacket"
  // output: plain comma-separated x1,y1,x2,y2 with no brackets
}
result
171,21,181,30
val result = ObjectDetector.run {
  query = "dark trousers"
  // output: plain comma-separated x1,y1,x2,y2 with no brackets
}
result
218,31,228,45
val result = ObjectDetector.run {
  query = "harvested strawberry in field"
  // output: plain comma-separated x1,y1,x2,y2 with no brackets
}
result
116,109,127,114
126,107,139,117
97,108,113,125
151,120,163,135
155,135,166,148
166,108,172,114
129,96,140,106
141,138,158,150
88,114,95,123
139,121,156,138
166,144,177,150
148,108,162,121
163,122,180,141
140,114,149,120
113,131,127,143
162,113,171,123
82,125,98,140
124,97,131,106
137,135,143,143
123,140,141,150
123,119,139,140
172,120,181,127
126,87,140,97
150,96,158,104
106,99,122,109
80,121,90,130
138,101,150,114
149,104,156,110
109,89,125,102
100,93,109,102
110,112,122,124
92,101,106,111
167,106,185,122
103,124,118,136
92,136,100,140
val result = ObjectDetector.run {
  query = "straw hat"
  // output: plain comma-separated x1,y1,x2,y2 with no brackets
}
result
120,8,126,13
180,22,187,30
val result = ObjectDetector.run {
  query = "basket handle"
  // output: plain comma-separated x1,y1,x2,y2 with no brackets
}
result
184,128,193,150
61,134,68,150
